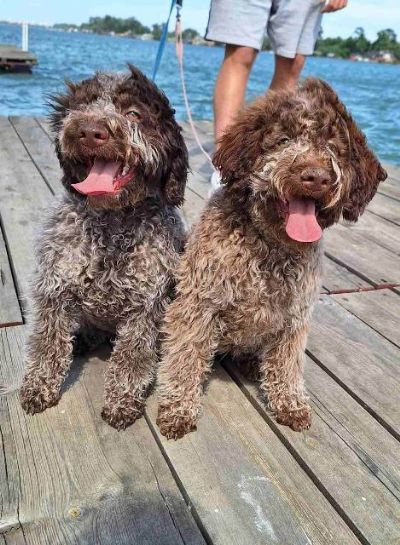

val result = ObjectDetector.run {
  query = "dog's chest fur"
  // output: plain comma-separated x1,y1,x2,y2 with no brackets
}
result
184,204,323,353
36,195,183,328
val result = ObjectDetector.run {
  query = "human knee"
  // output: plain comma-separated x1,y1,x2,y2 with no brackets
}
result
226,45,257,70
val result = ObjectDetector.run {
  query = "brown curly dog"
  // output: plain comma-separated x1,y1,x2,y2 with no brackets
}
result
20,65,188,429
157,78,386,439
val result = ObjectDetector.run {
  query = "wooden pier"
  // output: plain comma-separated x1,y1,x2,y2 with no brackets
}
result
0,117,399,545
0,44,37,73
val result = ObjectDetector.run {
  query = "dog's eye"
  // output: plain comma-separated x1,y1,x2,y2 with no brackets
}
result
278,137,290,145
125,110,141,121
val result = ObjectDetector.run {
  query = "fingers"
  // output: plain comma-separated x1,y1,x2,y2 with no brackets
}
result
321,0,348,13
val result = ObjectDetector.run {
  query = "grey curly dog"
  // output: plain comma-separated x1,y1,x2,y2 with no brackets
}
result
19,65,188,430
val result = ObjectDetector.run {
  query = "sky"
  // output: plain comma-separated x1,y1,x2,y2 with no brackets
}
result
2,0,400,41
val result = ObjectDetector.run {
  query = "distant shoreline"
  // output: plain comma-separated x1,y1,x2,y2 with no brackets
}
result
1,20,399,65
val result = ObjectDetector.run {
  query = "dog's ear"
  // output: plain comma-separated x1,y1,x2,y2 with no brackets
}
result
162,123,188,207
301,78,387,222
342,123,387,221
213,94,278,186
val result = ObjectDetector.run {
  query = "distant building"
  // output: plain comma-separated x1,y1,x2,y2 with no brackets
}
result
366,50,396,63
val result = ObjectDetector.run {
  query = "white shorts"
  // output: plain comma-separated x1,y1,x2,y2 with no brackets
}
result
205,0,324,57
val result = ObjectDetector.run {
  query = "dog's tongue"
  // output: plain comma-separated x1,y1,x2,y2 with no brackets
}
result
285,198,322,243
71,158,122,196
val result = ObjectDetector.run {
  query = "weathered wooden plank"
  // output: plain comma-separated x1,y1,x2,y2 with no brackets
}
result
9,117,62,195
146,368,361,545
378,176,400,201
0,118,54,304
333,289,400,347
0,326,206,545
367,192,400,226
324,223,400,285
35,116,52,140
349,210,400,256
225,357,400,545
322,255,372,293
183,187,205,227
384,164,400,183
307,295,400,437
0,228,22,327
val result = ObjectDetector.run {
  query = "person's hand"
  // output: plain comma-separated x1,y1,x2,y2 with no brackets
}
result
321,0,348,13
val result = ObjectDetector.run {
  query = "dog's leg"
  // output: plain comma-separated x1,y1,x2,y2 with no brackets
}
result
20,302,78,414
260,325,311,431
101,315,158,430
156,304,218,440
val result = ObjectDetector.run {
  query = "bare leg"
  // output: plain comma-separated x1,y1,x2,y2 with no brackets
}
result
214,45,258,145
269,54,306,91
157,303,219,439
102,315,158,430
20,300,78,414
260,325,311,431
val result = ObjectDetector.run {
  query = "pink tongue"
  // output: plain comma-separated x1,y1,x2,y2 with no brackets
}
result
71,158,122,196
285,198,322,243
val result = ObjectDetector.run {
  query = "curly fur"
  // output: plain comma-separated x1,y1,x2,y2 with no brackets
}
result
156,78,386,439
20,66,188,429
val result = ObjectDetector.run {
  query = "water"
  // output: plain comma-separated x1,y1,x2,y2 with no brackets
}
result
1,23,399,164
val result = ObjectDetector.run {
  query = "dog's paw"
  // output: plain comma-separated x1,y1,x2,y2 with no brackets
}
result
20,376,60,415
101,401,144,430
156,407,197,440
276,405,311,432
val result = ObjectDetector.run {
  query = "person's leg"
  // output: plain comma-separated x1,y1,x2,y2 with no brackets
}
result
213,45,258,144
269,53,306,91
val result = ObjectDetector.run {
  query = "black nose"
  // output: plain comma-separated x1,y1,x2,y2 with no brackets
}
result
300,167,331,191
79,123,109,148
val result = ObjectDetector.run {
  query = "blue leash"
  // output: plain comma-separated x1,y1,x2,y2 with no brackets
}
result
152,0,178,81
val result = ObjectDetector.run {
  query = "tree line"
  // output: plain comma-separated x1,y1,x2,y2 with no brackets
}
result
54,16,400,60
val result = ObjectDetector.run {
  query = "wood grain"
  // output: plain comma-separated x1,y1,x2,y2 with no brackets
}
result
9,116,62,195
146,366,361,545
367,192,400,226
324,223,400,285
308,295,400,436
224,357,400,545
0,118,54,305
0,228,22,327
322,255,372,293
333,289,400,347
0,326,206,545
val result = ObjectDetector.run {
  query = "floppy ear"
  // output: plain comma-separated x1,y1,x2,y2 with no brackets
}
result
300,78,387,222
162,123,188,207
213,93,279,185
342,118,387,222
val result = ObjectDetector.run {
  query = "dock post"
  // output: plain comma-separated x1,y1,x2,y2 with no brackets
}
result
22,22,29,52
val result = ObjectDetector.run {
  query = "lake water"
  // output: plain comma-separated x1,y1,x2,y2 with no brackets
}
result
1,22,399,164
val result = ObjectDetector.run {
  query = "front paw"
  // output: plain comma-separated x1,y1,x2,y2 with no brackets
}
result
276,405,312,432
20,375,61,415
156,405,197,440
101,400,144,430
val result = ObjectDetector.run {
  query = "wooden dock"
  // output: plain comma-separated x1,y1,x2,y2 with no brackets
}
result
0,45,37,73
0,116,399,545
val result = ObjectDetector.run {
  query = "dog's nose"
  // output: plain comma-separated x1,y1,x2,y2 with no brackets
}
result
79,124,109,148
300,167,331,192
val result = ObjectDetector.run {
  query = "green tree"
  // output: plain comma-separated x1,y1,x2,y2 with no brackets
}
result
372,28,397,50
182,28,199,42
152,24,162,40
353,27,370,53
